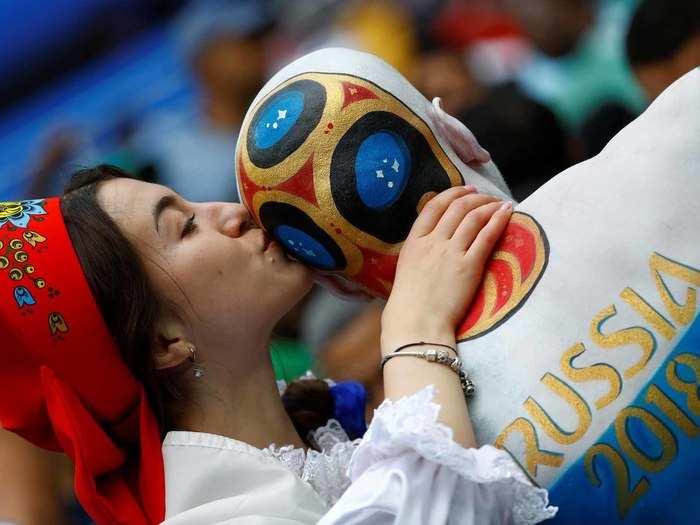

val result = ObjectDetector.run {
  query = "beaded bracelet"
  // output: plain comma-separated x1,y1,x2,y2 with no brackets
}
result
391,341,458,355
380,342,475,399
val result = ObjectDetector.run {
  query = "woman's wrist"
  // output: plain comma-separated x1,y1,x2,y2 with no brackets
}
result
380,325,457,357
380,347,475,447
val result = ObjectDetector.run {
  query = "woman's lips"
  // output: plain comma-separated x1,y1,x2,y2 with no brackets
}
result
260,232,286,259
262,234,279,252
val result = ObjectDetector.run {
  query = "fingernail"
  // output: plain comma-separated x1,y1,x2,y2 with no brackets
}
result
500,201,513,212
464,184,476,192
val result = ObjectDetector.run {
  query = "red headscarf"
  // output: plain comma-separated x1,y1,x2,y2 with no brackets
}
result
0,197,165,524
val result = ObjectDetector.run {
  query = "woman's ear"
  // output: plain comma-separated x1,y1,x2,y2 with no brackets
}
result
153,317,194,370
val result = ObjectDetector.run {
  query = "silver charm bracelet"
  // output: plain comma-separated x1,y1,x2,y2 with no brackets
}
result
380,343,475,399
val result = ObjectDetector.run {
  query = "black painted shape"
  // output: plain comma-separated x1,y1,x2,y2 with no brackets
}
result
330,111,452,244
259,201,347,271
247,79,326,169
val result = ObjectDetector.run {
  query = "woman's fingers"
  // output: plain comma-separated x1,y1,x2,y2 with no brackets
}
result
452,200,504,247
433,194,501,239
407,185,473,239
464,201,513,264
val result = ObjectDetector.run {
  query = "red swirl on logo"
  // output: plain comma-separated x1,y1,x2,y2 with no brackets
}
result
457,212,548,342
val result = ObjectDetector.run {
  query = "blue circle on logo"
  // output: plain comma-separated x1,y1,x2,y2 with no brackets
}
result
274,225,337,270
253,90,305,149
355,130,411,210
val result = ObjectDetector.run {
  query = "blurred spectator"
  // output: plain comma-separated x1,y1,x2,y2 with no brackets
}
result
133,0,274,202
427,3,527,86
626,0,700,102
25,116,156,198
507,0,594,58
412,49,487,116
98,111,159,183
579,101,635,158
508,0,644,131
25,127,85,198
271,0,418,79
413,47,567,201
313,301,385,419
335,0,418,76
459,82,568,201
579,0,700,158
301,287,368,356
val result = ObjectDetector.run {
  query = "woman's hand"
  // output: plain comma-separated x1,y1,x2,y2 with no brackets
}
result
381,185,512,354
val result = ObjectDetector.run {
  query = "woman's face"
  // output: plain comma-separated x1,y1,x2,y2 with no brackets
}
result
97,178,313,353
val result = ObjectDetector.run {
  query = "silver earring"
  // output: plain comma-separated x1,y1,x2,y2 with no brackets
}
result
188,345,204,378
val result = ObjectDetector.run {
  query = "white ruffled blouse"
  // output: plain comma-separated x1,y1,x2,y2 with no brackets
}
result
161,386,557,524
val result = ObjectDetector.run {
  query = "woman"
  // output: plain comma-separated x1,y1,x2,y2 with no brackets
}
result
0,165,554,524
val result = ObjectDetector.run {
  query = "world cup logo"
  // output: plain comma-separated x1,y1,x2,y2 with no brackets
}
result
237,72,548,341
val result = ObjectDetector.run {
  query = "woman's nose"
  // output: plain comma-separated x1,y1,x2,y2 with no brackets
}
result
224,204,252,238
205,202,251,238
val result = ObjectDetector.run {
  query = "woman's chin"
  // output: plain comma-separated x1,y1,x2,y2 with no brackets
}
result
280,262,314,296
296,265,315,292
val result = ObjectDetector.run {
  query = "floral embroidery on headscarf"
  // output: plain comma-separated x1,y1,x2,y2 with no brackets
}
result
48,312,70,341
0,200,47,230
14,285,36,308
1,199,66,340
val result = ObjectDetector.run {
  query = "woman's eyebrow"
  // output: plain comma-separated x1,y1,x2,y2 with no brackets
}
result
153,194,178,234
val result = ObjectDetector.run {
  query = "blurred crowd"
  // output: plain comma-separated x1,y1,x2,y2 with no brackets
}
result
1,0,699,523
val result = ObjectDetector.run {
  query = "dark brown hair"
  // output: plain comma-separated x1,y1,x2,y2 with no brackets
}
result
61,165,332,444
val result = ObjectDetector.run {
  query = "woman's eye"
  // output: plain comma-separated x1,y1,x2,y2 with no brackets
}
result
182,214,197,238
